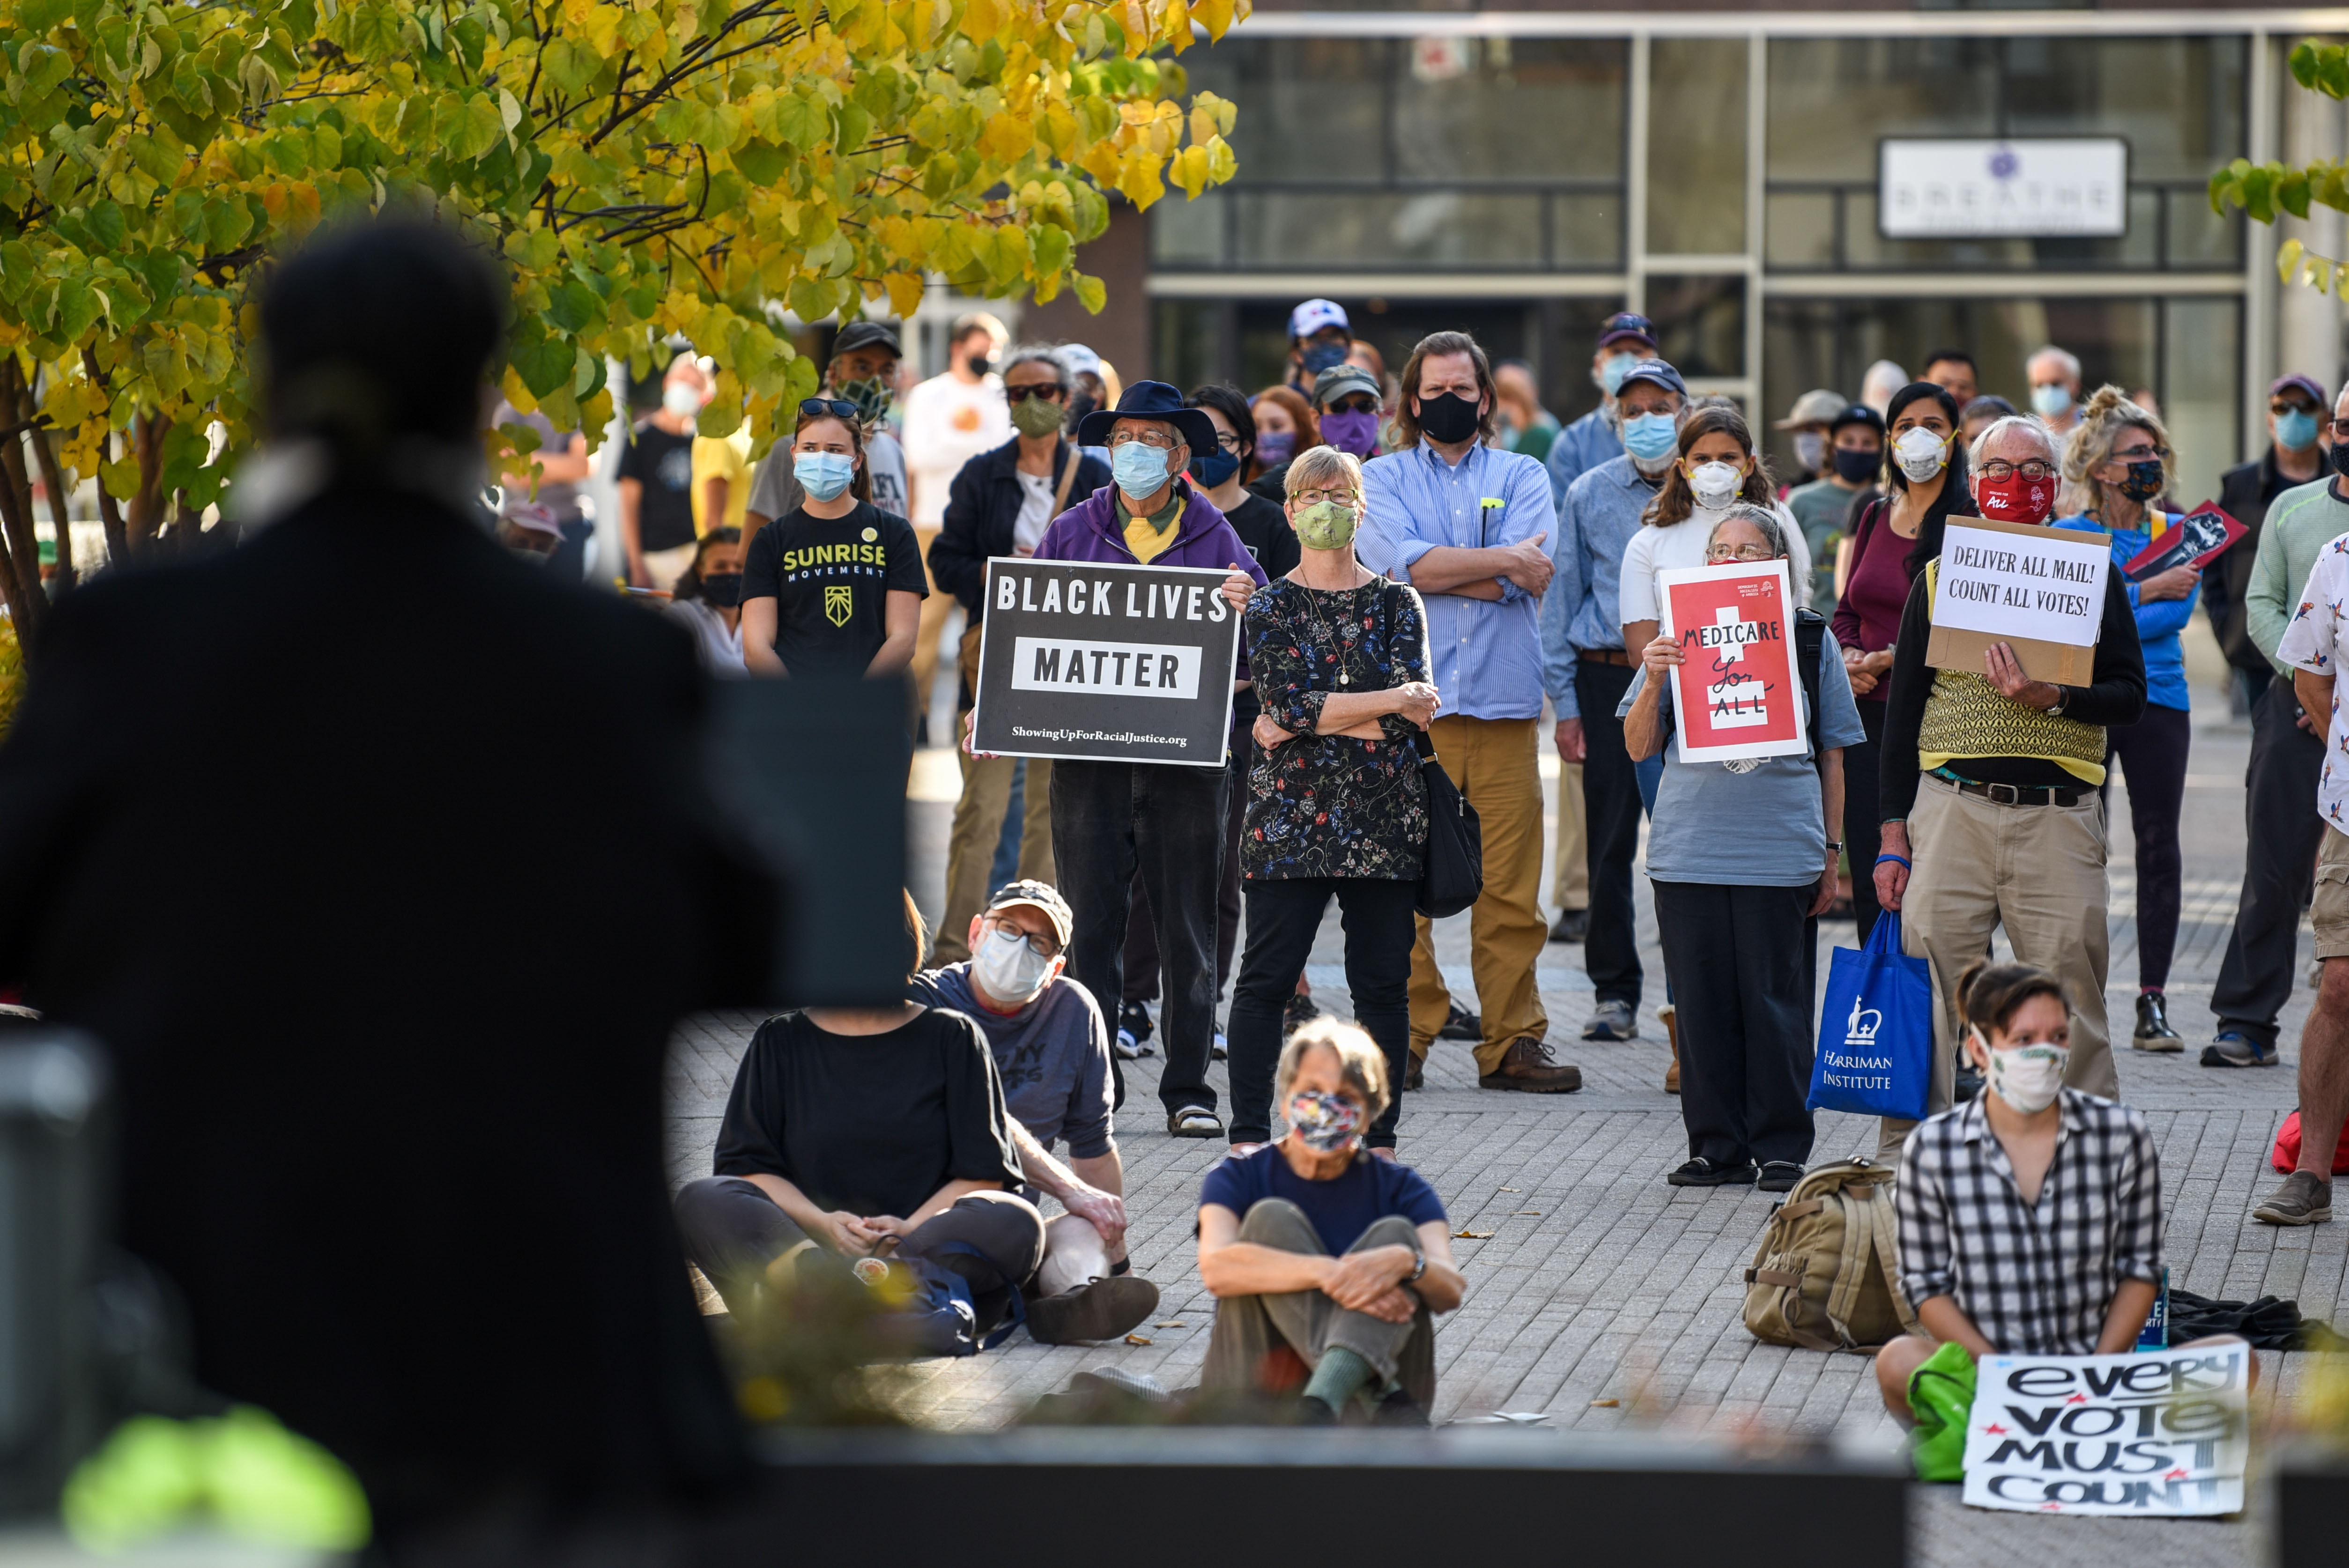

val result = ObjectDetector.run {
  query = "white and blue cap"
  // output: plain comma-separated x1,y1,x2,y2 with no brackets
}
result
1289,298,1350,341
1616,357,1686,398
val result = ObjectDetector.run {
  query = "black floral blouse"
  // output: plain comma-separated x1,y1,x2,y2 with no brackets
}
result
1241,577,1430,880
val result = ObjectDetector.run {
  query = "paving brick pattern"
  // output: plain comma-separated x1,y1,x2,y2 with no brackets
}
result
667,717,2339,1564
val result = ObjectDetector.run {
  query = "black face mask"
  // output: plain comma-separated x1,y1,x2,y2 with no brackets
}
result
1067,391,1098,426
1832,448,1881,484
965,354,995,378
699,572,743,608
2117,459,2165,503
1415,392,1481,445
2331,444,2349,481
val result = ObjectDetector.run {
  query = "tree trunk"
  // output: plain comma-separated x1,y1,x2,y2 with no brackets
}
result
126,412,169,555
0,360,47,648
93,431,129,571
29,419,73,592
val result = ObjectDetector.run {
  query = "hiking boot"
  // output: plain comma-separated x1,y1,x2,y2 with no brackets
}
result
1401,1054,1424,1092
1438,1002,1481,1041
2132,991,2184,1052
1477,1036,1582,1093
2254,1170,2334,1226
1281,990,1321,1040
1027,1275,1160,1345
2202,1031,2280,1068
1659,1003,1680,1095
1667,1157,1757,1187
1582,999,1638,1042
1548,908,1589,944
1116,1000,1155,1059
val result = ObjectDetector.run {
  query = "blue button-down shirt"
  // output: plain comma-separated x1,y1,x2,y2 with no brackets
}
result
1359,441,1556,721
1540,453,1660,719
1544,406,1622,514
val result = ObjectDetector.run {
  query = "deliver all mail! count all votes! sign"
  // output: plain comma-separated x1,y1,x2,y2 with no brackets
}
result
970,557,1245,767
1933,520,2112,648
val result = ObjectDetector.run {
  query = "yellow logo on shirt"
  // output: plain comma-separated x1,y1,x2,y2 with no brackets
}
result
824,584,853,626
861,525,878,542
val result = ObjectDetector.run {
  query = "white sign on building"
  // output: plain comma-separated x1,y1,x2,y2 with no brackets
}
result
1880,139,2129,238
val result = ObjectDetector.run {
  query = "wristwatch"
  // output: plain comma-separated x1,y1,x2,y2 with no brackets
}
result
1407,1246,1427,1283
2046,686,2070,717
1825,840,1845,853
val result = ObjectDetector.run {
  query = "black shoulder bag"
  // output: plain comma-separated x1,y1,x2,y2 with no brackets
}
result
1373,581,1482,917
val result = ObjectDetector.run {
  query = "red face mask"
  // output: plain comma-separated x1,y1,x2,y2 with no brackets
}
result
1976,473,2055,525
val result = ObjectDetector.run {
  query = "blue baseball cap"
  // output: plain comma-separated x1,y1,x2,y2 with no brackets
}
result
1598,312,1657,349
1615,357,1685,397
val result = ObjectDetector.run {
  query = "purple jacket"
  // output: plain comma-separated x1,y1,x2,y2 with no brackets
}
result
1037,479,1271,688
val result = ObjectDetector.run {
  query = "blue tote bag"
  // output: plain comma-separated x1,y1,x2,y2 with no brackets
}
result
1808,913,1933,1121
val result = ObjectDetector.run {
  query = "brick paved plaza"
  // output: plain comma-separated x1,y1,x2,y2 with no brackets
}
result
667,709,2340,1566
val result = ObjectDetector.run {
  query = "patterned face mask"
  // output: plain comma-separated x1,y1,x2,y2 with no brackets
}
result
1285,1088,1365,1152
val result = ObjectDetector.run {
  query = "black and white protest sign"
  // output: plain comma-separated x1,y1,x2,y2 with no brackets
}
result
970,558,1243,767
1961,1346,2251,1516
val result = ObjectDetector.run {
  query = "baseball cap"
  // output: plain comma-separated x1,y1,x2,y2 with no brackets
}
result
2271,373,2328,408
985,879,1073,951
1827,404,1884,438
1615,357,1685,398
1775,388,1847,430
1312,365,1383,410
1058,343,1104,379
1289,299,1350,341
1597,312,1656,349
832,320,900,359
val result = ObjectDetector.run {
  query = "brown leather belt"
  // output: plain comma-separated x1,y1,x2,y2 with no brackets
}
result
1931,769,2092,808
1577,647,1631,666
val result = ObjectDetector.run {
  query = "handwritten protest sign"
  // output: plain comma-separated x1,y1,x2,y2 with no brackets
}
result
1961,1344,2251,1516
1928,515,2112,686
1655,561,1806,765
970,558,1244,767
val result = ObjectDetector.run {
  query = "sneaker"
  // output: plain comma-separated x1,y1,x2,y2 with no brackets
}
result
1581,999,1638,1042
2201,1031,2280,1068
2253,1170,2334,1226
1370,1388,1430,1427
1475,1035,1582,1093
1212,1028,1228,1062
1116,1000,1155,1059
1667,1157,1758,1187
2132,992,2184,1052
1548,908,1589,944
1757,1161,1805,1193
1437,1002,1480,1041
1027,1275,1161,1345
1281,991,1321,1040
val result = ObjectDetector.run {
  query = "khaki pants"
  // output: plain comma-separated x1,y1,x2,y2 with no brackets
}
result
1407,715,1548,1074
910,526,955,721
934,751,1054,965
1552,760,1588,911
1876,775,2117,1162
1200,1199,1435,1408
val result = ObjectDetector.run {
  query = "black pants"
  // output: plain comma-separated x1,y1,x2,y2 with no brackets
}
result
2103,702,2192,991
1845,699,1889,943
672,1178,1045,1324
1052,758,1228,1117
1123,729,1252,1007
2213,674,2328,1047
1227,877,1417,1147
1652,880,1817,1168
1576,658,1644,1008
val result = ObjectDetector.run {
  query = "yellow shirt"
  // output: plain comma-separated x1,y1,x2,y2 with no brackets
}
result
691,429,753,536
1118,489,1183,564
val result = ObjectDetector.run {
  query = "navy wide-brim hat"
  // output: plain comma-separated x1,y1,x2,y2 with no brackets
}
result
1075,379,1219,454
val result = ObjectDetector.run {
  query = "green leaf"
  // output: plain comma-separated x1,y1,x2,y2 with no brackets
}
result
1073,271,1105,315
19,44,74,99
773,91,827,150
85,201,127,253
511,336,573,399
734,138,790,186
18,0,73,33
2293,40,2321,91
544,280,602,334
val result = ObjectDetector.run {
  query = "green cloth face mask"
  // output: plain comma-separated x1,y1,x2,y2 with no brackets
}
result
1293,498,1359,550
1009,395,1064,439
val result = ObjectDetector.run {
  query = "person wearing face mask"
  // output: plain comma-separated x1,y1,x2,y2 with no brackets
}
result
1774,388,1846,488
1312,364,1386,464
2025,344,2084,443
2209,374,2331,719
1543,356,1686,1056
907,880,1163,1342
1831,383,1971,943
1545,311,1657,514
738,401,927,682
745,320,912,532
1617,400,1811,650
661,526,747,675
1198,1021,1464,1424
1786,403,1884,617
1875,961,2167,1419
1242,385,1321,502
1874,415,2146,1164
1285,298,1354,397
1360,332,1581,1095
616,351,711,590
2055,389,2198,1055
1230,446,1437,1145
901,312,1011,530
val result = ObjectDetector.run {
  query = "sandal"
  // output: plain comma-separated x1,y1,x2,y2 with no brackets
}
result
1167,1104,1223,1139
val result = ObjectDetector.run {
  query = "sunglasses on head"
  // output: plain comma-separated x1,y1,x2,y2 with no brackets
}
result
799,398,860,422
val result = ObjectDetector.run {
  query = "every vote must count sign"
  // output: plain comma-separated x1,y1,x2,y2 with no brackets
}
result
1961,1345,2251,1516
971,558,1244,767
1655,560,1807,766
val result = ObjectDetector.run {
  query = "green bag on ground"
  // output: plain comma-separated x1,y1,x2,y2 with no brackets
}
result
1907,1340,1977,1482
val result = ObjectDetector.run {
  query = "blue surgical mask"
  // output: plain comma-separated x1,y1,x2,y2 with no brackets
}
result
1598,352,1638,397
2030,383,2073,419
2278,407,2321,452
794,451,855,502
1112,441,1170,500
1621,411,1679,463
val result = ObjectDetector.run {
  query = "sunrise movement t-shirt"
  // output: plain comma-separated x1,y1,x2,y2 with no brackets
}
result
741,501,928,678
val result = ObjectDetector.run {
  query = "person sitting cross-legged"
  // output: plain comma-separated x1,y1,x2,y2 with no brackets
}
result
1197,1020,1464,1424
909,878,1160,1343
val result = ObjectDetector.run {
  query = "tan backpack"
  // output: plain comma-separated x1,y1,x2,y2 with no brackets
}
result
1741,1157,1919,1352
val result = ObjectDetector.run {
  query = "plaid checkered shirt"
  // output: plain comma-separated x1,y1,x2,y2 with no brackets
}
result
1894,1088,2164,1356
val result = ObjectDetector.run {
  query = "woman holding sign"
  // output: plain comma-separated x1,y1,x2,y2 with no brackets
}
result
2055,389,2199,1055
1620,506,1865,1191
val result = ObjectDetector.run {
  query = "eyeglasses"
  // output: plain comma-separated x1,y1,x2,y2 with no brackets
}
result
1004,383,1064,404
1705,544,1779,563
1210,433,1243,455
1325,394,1378,415
2273,401,2320,418
2111,443,2170,463
983,916,1061,961
1291,487,1359,508
799,398,860,422
1108,429,1177,450
1976,459,2057,482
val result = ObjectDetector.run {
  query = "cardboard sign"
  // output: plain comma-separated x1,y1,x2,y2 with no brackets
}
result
1655,560,1807,765
1927,515,2111,686
970,558,1243,767
1962,1345,2251,1516
2124,503,2245,583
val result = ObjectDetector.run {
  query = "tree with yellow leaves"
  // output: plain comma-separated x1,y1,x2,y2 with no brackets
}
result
0,0,1243,649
